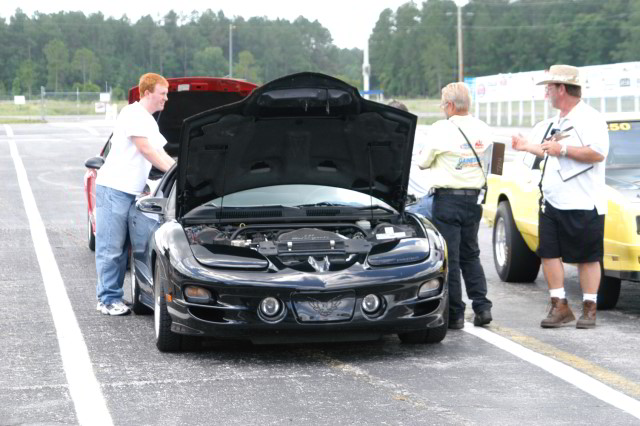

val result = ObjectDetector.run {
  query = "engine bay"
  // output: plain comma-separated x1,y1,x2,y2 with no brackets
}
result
184,217,426,272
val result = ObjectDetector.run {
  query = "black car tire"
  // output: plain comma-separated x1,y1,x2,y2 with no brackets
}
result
154,265,182,352
87,212,95,251
598,261,621,310
398,294,449,344
493,201,541,282
130,251,152,315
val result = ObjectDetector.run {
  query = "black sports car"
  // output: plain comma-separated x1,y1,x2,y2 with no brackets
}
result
128,72,449,352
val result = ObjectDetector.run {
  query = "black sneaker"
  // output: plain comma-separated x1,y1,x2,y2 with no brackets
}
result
473,310,492,327
448,318,464,330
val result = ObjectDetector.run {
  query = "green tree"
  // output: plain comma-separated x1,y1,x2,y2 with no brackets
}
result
419,0,456,95
369,9,395,92
192,46,228,76
150,28,172,74
614,0,640,62
12,76,21,95
72,48,101,84
17,59,38,97
43,39,68,91
234,50,260,82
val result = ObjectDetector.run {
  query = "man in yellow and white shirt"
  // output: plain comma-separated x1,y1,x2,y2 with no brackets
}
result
416,82,493,330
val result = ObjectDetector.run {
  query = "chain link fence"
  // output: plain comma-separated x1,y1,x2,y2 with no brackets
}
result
0,89,122,122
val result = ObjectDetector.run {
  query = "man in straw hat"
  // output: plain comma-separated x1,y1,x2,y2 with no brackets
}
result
511,64,609,329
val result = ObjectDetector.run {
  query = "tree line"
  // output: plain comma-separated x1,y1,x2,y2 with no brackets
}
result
0,8,363,99
1,0,638,99
372,0,638,97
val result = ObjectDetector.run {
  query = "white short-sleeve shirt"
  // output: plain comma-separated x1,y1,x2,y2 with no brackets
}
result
542,100,609,214
96,101,167,195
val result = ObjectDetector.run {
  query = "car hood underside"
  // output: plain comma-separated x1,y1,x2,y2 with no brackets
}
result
176,72,417,217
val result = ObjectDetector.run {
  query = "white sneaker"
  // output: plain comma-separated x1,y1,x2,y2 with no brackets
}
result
101,301,131,316
96,301,104,311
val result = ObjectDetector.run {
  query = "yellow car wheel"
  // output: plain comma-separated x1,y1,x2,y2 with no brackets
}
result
598,262,621,310
493,201,541,282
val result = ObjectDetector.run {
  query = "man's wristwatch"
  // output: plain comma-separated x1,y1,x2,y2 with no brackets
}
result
560,143,568,157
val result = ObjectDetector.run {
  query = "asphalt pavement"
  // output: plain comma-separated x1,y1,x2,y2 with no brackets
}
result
1,120,639,425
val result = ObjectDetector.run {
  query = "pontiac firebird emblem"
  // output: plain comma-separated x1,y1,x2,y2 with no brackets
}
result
308,295,344,316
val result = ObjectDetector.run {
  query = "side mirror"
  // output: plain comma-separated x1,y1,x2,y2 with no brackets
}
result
136,197,168,215
85,156,105,170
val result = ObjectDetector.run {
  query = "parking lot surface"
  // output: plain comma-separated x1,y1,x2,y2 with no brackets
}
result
1,121,639,425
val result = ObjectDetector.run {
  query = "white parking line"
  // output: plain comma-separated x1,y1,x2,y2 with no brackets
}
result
5,124,113,426
463,323,640,420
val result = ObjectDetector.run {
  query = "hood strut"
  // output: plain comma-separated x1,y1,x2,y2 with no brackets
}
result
367,143,374,222
217,145,229,226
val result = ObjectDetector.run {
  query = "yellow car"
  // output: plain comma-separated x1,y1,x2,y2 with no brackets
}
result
483,113,640,309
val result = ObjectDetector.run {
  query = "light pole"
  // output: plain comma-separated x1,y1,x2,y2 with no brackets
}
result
454,0,470,82
457,4,463,82
229,23,235,78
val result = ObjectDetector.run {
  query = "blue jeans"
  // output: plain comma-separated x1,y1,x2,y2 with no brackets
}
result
95,185,135,305
432,193,492,320
406,194,434,221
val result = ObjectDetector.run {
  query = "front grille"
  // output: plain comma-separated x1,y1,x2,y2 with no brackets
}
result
413,299,441,317
189,307,226,323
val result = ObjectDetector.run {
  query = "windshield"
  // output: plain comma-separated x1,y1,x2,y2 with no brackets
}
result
203,184,394,210
607,120,640,169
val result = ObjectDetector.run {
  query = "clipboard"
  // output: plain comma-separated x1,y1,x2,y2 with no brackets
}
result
552,125,593,181
558,163,593,181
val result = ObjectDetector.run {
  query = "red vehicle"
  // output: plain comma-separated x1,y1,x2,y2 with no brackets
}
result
84,77,258,250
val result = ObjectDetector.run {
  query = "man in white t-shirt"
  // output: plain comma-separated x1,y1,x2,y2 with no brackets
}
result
95,73,175,316
416,82,493,330
512,64,609,329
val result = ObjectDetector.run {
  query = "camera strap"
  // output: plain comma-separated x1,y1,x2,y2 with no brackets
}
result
451,121,487,191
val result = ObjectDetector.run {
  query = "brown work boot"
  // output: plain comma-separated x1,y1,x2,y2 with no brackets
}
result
576,300,597,329
540,297,575,328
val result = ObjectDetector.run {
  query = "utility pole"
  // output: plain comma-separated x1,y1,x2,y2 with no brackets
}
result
457,4,463,82
229,23,235,78
362,41,370,100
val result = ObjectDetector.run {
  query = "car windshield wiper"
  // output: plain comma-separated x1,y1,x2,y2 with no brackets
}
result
296,202,347,207
203,203,299,210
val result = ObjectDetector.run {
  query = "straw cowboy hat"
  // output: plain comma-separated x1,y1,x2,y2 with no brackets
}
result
537,64,581,87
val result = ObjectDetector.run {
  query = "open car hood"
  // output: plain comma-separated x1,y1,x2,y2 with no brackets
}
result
128,77,257,157
176,72,417,217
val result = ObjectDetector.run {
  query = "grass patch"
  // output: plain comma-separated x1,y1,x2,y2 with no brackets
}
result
0,118,46,124
418,116,440,125
0,100,128,116
400,98,442,115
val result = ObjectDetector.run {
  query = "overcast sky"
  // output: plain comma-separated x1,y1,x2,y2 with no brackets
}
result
0,0,413,50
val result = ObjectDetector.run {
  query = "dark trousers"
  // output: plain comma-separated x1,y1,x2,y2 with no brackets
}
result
432,193,492,320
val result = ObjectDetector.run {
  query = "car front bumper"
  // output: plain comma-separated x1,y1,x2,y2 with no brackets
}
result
164,265,448,344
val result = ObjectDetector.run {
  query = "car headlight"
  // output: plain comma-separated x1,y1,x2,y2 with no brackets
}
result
184,285,214,304
418,278,442,298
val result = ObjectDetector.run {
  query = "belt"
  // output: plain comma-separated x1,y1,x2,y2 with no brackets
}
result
434,188,480,196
